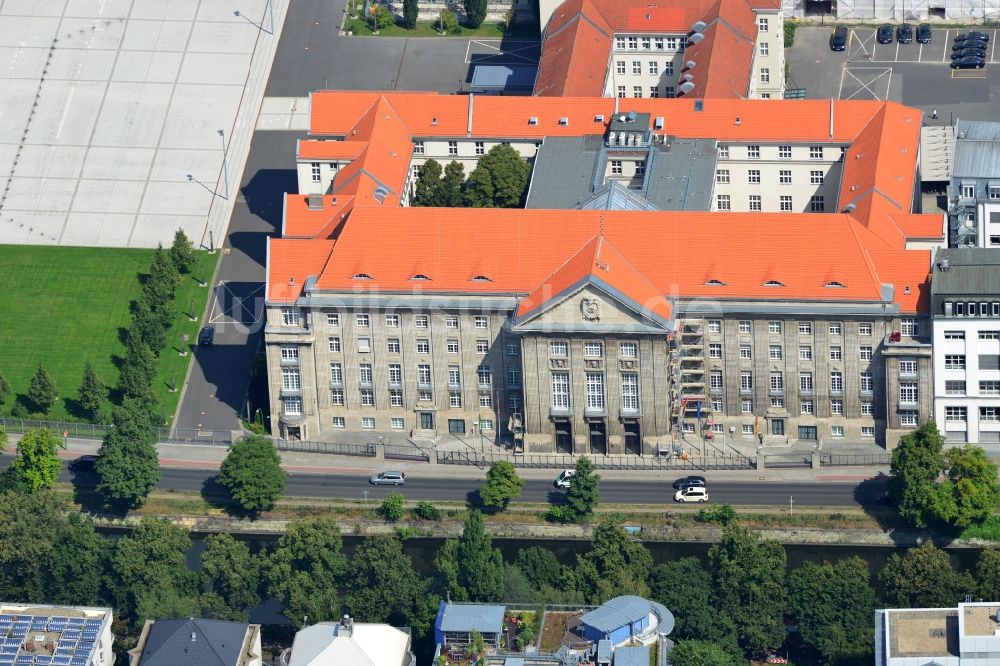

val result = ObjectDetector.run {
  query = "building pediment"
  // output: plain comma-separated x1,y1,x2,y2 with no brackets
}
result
512,282,670,333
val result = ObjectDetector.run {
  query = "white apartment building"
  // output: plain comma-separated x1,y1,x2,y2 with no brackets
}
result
876,601,1000,665
931,249,1000,447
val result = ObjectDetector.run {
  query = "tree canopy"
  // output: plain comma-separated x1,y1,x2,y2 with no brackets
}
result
573,518,652,603
436,510,505,602
28,365,57,414
267,518,347,627
463,0,487,28
0,427,64,493
467,144,531,207
218,435,286,514
879,541,974,608
94,399,161,507
669,640,741,666
401,0,418,29
169,229,197,274
480,460,524,510
556,456,600,522
200,533,262,622
76,363,106,421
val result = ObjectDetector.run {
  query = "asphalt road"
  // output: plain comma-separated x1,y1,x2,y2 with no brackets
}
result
20,455,885,507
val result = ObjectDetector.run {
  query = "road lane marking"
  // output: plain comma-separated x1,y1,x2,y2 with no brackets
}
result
943,29,949,62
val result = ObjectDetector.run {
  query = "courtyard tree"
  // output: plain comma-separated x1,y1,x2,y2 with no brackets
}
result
200,533,262,622
463,0,487,28
879,541,974,608
708,525,787,658
169,228,197,274
94,399,161,507
469,144,531,207
218,435,286,514
479,460,524,510
435,161,466,207
77,363,106,420
267,518,347,628
787,557,877,664
462,165,495,208
368,3,394,30
413,159,442,205
344,535,438,635
402,0,418,29
0,427,64,493
28,364,58,414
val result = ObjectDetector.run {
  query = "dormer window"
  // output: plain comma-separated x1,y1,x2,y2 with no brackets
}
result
763,280,784,287
411,274,430,281
470,275,492,282
353,273,373,280
825,281,846,288
705,279,726,286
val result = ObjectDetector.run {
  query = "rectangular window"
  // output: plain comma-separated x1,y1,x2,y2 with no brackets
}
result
769,321,782,334
419,389,432,402
389,389,403,407
740,344,752,359
611,160,623,175
945,330,965,339
860,371,873,393
861,426,875,439
760,42,770,56
552,372,570,409
329,363,343,385
830,371,843,393
710,371,724,391
830,346,842,361
769,345,782,360
991,186,1000,200
480,419,494,432
945,406,967,421
616,60,625,74
621,373,639,411
758,17,768,31
359,363,373,385
831,398,844,415
550,340,568,356
901,318,918,336
899,359,917,376
770,372,784,392
742,399,753,414
711,399,724,412
748,169,761,184
332,416,346,429
475,141,485,156
445,316,459,329
798,322,812,335
391,417,405,430
384,338,399,355
447,339,459,354
749,194,762,209
474,316,488,329
760,68,770,84
388,363,403,385
809,146,824,159
449,391,462,408
330,388,344,405
979,331,999,340
900,411,917,427
649,87,659,98
476,393,491,408
413,141,424,155
360,389,374,406
628,37,637,49
414,315,428,328
477,366,491,387
585,341,604,356
810,196,825,212
417,364,432,386
280,346,299,362
641,37,650,49
649,61,658,74
635,161,646,177
778,145,791,159
655,37,664,49
506,343,519,356
747,145,760,159
717,195,731,211
617,86,626,98
962,184,975,198
357,337,371,353
448,366,462,387
799,346,812,361
633,86,642,98
354,313,369,328
385,314,399,327
740,371,753,392
739,320,752,334
709,320,722,333
327,312,340,326
620,341,637,357
709,343,723,358
632,60,642,74
616,36,625,49
780,195,793,211
507,369,520,387
283,396,301,415
742,423,755,435
810,170,824,184
779,169,791,184
281,308,300,326
899,382,918,404
771,397,784,408
310,162,321,182
831,425,844,438
859,322,873,336
861,401,873,415
800,372,813,392
981,381,1000,395
860,345,873,361
716,169,730,184
586,373,605,409
800,400,814,415
981,407,1000,422
448,141,458,156
416,338,430,354
718,145,729,159
282,367,300,391
508,393,521,410
945,355,966,370
476,339,489,354
946,380,966,395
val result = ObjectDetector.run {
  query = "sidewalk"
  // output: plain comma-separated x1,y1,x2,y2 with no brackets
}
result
12,434,890,484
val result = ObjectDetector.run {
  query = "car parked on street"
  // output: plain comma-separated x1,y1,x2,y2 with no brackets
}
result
876,24,893,44
955,31,990,43
896,23,913,43
953,39,987,51
916,23,932,43
198,325,215,346
951,56,986,69
369,471,405,486
674,487,709,503
554,469,576,489
672,475,707,489
953,46,987,60
830,25,848,51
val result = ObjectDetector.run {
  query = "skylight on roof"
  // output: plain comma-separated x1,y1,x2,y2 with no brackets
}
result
825,281,846,288
353,273,373,280
705,279,726,286
763,280,784,287
411,274,430,281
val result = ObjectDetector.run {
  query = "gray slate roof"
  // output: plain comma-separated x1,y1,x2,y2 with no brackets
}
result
613,645,650,666
439,603,505,633
953,120,1000,179
931,248,1000,296
138,619,248,666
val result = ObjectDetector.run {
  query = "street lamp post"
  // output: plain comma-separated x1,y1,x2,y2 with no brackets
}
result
218,129,230,201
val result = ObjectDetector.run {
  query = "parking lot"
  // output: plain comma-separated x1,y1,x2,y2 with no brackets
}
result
788,25,1000,123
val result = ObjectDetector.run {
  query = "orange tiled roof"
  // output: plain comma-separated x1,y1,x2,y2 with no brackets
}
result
682,20,754,99
267,238,336,302
294,207,928,313
533,3,613,97
282,193,354,239
297,139,365,161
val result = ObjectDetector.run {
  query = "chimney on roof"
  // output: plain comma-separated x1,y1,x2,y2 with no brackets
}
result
190,632,197,642
307,195,324,210
340,615,353,637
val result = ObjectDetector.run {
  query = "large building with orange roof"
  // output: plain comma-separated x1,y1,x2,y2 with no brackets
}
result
533,0,785,101
265,91,944,452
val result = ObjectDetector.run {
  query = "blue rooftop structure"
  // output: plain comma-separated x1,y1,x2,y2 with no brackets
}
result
613,646,649,666
434,601,506,650
578,596,674,647
470,65,537,93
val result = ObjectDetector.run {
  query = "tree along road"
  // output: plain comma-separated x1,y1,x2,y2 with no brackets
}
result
0,455,887,507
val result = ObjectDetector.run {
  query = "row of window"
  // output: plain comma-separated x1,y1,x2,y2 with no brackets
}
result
717,194,823,212
547,340,636,357
314,312,491,330
321,415,496,431
704,396,878,417
613,35,685,51
942,354,1000,371
942,302,1000,317
958,182,1000,199
944,380,1000,395
615,85,676,99
413,140,534,157
943,330,1000,340
551,372,637,411
706,319,907,337
615,60,675,76
716,169,826,185
326,337,507,356
710,370,877,394
709,342,876,362
309,162,340,182
691,421,879,439
718,145,832,160
329,363,518,389
943,406,1000,422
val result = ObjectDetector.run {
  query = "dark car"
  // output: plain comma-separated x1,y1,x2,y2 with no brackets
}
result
876,24,893,44
198,325,215,346
953,46,987,59
953,39,987,51
830,25,848,51
955,31,990,43
951,56,986,69
68,455,98,472
672,475,707,489
916,23,932,43
896,23,913,43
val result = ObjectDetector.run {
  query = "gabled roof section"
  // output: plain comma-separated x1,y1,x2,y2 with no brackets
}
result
515,234,672,324
296,139,365,161
283,193,354,239
533,0,613,97
268,238,336,303
681,0,760,99
136,619,249,666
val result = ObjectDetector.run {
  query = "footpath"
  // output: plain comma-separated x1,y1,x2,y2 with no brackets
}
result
9,433,891,485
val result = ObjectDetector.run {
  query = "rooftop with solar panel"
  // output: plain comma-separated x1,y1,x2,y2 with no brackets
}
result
0,605,114,666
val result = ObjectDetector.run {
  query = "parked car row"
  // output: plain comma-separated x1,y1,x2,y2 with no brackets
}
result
950,32,990,69
874,22,932,45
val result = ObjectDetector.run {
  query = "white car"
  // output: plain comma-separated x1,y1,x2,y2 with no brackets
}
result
674,487,708,503
553,469,576,489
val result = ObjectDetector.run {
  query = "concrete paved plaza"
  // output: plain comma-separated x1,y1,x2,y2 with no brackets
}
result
0,0,287,248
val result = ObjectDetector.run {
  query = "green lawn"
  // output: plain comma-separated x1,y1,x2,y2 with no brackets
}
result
344,16,537,38
0,245,218,425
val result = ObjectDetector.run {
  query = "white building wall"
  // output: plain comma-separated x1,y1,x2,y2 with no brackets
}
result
751,11,785,99
606,34,688,99
933,317,1000,445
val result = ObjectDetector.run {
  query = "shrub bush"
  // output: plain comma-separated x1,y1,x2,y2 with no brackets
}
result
414,500,442,521
380,492,405,521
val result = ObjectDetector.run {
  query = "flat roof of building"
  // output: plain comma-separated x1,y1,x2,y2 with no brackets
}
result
0,604,112,666
887,608,959,659
931,248,1000,297
438,604,506,634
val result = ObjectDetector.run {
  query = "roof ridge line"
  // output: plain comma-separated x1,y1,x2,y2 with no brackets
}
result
844,215,888,293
